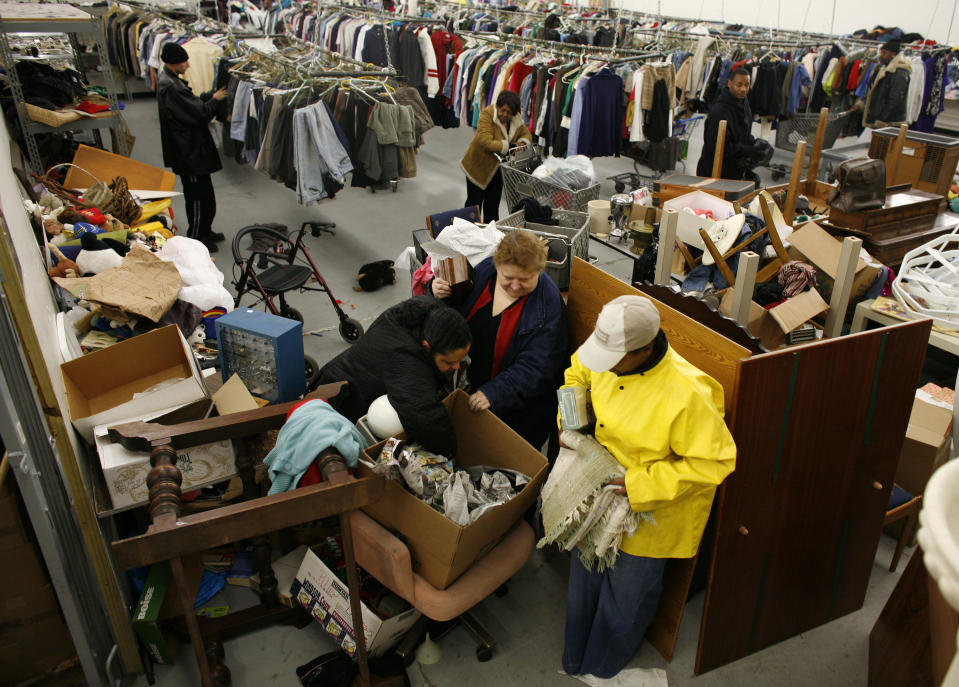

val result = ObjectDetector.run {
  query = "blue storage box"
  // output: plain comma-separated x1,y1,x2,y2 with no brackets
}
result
215,308,305,403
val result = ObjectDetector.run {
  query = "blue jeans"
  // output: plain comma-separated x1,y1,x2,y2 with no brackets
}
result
563,549,667,679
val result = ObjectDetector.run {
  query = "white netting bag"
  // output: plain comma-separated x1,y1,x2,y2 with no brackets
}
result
892,233,959,331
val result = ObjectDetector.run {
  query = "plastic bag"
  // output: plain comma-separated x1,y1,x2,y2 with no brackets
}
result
157,236,235,312
531,155,597,190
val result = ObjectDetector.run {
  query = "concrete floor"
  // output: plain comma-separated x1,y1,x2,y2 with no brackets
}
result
117,95,894,687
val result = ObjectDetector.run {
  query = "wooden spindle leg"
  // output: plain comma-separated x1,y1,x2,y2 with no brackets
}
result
206,639,231,687
319,452,371,687
147,445,182,522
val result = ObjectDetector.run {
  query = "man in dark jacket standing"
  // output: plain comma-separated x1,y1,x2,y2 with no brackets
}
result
157,42,227,252
697,67,772,182
857,39,912,128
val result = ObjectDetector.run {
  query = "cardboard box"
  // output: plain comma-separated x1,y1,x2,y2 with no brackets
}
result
94,402,236,513
787,222,883,304
663,191,736,251
251,545,313,607
719,288,828,350
132,562,176,665
63,144,176,192
719,290,786,350
895,395,954,496
0,618,74,684
61,324,207,442
291,549,421,658
767,289,829,334
359,390,549,590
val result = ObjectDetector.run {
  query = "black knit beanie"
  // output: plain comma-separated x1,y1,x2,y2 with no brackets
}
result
161,42,189,65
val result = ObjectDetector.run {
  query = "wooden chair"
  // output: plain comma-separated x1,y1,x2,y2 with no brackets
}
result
697,194,791,286
426,205,481,239
884,483,922,573
108,392,383,687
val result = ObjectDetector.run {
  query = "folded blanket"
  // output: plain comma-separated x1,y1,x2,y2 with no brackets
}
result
538,431,653,572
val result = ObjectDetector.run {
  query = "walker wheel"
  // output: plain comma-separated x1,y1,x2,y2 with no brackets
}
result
339,318,364,343
615,182,626,193
476,645,493,662
304,355,320,390
279,306,303,322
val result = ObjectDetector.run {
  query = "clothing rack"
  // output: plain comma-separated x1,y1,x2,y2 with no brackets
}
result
280,32,388,72
459,28,653,59
235,40,397,80
321,2,449,25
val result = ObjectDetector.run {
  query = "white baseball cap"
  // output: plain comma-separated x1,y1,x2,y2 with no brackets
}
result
576,296,661,372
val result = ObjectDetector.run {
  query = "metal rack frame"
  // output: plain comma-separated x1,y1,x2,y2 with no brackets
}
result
0,2,128,174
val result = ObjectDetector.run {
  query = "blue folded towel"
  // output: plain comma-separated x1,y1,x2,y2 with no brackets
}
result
263,400,367,494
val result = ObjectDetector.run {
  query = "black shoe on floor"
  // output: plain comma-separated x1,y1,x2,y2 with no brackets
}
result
200,237,219,253
209,231,226,242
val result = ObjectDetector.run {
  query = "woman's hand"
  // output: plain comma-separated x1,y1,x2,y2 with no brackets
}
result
212,87,229,101
607,477,627,497
431,277,452,298
468,390,490,412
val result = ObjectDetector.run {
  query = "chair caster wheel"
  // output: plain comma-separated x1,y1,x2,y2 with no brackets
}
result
476,645,493,662
615,182,625,193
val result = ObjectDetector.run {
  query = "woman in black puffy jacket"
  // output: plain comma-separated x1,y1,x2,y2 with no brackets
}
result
316,297,471,456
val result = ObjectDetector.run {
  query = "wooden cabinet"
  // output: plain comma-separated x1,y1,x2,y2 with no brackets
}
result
869,128,959,199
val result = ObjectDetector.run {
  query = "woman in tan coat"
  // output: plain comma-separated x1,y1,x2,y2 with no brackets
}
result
460,90,532,221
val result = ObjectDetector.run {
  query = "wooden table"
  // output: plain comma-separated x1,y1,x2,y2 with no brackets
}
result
850,299,959,357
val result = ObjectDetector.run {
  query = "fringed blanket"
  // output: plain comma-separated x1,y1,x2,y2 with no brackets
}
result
538,431,654,572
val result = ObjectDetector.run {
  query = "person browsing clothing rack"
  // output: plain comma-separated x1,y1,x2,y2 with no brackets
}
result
460,90,532,222
157,41,228,253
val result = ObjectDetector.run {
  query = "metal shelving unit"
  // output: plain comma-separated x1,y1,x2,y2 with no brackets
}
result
0,2,128,173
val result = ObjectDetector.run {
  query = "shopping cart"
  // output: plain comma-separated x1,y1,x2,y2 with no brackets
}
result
776,110,850,153
611,114,707,192
499,145,601,212
671,114,706,172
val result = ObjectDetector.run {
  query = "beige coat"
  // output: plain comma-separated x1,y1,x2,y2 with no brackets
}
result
460,105,532,189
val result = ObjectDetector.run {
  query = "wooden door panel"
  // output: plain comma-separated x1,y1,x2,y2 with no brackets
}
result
696,321,931,673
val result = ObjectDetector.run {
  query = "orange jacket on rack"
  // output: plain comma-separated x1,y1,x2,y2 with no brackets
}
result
459,104,532,190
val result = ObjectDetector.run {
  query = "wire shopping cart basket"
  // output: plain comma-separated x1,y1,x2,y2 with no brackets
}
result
776,111,850,152
672,114,706,170
500,145,601,212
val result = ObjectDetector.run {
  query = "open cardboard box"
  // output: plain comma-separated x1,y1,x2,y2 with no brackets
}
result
94,400,234,513
61,325,207,442
291,548,421,658
787,222,883,304
720,288,829,350
895,393,954,496
358,389,549,590
63,144,176,192
663,190,736,250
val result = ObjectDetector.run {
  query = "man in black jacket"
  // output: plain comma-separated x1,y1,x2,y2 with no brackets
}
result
857,39,913,128
696,68,772,182
157,42,227,252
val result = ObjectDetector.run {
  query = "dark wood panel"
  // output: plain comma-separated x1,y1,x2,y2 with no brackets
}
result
111,476,385,569
696,320,932,674
869,552,934,687
634,283,765,355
